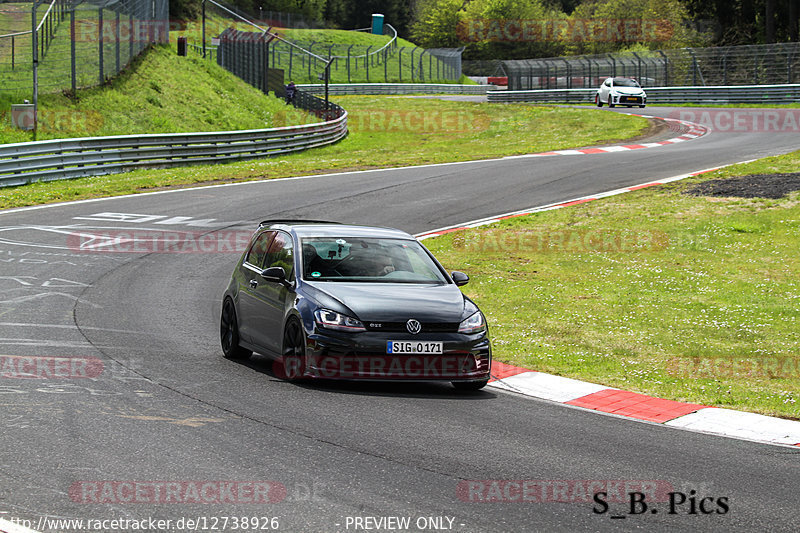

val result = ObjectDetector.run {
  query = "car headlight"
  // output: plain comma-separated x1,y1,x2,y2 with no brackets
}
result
314,309,366,332
458,311,486,334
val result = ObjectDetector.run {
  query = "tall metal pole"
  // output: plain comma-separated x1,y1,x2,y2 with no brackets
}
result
70,3,76,94
202,0,206,58
32,0,39,139
324,58,332,118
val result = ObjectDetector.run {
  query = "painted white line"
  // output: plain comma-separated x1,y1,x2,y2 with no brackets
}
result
0,322,143,334
489,372,611,403
665,408,800,446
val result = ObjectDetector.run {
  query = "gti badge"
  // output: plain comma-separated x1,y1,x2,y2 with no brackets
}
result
406,319,422,335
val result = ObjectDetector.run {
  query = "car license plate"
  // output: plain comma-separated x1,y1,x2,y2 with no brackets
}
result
387,341,443,354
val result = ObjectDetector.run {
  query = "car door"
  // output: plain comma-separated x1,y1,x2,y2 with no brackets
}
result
599,78,611,101
237,230,275,345
246,230,296,355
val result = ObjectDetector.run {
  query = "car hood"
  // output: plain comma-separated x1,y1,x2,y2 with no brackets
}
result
303,281,468,322
613,86,645,94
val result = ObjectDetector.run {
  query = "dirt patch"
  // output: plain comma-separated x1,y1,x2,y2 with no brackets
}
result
684,173,800,199
587,118,671,148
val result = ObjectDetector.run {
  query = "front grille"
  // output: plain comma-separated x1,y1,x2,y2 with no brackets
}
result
364,322,460,333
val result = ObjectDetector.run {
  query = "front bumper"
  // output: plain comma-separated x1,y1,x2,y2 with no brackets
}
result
303,330,492,381
614,94,646,105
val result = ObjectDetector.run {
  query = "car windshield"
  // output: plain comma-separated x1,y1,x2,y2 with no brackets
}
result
301,237,448,284
613,78,640,87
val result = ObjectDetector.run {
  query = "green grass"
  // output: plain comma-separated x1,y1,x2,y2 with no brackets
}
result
423,150,800,420
0,45,313,144
0,97,647,207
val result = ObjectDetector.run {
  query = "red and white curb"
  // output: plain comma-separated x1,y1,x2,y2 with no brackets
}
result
416,162,800,449
487,362,800,448
507,115,709,158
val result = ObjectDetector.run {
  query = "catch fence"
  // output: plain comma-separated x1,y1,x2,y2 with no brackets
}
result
0,0,169,97
502,42,800,90
192,0,462,84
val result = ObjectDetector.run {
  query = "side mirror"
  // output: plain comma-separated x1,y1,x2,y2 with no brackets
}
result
451,271,469,287
261,266,287,283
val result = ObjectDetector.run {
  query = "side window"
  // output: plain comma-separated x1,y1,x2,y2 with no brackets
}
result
245,231,275,268
265,231,295,280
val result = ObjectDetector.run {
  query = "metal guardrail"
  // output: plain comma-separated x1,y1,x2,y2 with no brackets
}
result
297,83,497,95
488,84,800,105
0,112,347,188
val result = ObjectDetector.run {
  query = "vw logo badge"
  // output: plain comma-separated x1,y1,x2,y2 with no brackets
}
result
406,319,422,335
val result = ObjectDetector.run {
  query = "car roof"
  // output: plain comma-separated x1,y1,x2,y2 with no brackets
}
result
260,221,415,240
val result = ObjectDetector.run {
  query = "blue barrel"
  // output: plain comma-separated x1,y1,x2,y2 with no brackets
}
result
371,13,384,35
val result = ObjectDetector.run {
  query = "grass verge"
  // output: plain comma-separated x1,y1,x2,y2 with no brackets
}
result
423,151,800,420
0,97,646,208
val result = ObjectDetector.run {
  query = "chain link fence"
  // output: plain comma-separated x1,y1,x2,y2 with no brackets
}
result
0,0,169,98
191,0,462,84
501,42,800,90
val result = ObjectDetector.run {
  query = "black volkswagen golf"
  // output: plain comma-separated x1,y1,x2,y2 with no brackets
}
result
220,221,492,390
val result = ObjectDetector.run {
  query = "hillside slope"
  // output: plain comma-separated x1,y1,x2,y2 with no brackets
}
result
1,45,312,144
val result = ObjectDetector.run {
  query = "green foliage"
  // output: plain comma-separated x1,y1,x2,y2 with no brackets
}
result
562,0,711,55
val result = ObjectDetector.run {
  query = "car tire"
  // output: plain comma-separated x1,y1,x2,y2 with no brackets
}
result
608,96,615,108
595,94,602,107
639,105,646,108
220,298,252,360
280,318,307,380
452,379,489,391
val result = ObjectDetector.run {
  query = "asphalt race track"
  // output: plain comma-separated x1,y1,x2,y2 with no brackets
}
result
1,107,798,532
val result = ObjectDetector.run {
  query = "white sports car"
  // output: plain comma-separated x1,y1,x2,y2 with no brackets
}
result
595,77,647,108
